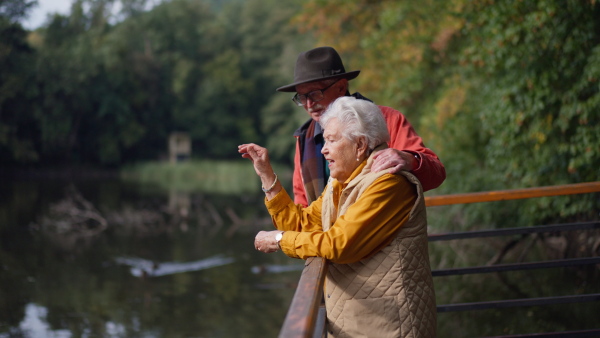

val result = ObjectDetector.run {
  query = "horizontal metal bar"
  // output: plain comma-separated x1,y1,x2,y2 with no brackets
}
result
437,293,600,313
428,221,600,242
483,328,600,337
432,257,600,277
425,181,600,207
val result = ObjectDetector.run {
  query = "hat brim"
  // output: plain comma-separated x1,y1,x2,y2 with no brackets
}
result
276,70,361,92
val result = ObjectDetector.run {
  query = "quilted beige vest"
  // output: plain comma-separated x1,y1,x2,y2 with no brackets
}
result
321,150,437,338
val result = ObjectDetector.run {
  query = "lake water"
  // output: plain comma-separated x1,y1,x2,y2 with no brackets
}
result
1,177,598,337
1,177,304,337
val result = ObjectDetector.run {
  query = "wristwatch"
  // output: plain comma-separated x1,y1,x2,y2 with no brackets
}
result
275,232,283,249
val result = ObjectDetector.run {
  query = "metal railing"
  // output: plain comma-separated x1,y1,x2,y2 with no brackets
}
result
424,181,600,206
277,181,600,338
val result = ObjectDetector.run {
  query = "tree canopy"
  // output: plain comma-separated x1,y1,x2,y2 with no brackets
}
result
1,0,598,226
1,0,308,166
295,0,599,226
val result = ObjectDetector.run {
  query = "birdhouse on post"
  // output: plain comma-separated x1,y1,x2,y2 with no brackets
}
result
168,132,191,164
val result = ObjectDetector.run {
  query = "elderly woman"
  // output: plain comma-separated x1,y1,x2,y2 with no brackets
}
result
238,96,436,338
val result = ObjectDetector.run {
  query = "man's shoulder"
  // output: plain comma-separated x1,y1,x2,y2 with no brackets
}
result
377,105,401,114
377,105,407,123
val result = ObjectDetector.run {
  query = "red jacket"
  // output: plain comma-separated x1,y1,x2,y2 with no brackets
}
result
293,105,446,207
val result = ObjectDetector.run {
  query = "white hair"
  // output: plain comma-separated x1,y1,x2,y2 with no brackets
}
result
319,96,390,150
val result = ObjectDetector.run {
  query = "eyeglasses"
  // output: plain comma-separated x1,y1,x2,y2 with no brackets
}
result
292,81,339,106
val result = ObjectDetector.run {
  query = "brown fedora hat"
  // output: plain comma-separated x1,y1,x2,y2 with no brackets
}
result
276,46,360,92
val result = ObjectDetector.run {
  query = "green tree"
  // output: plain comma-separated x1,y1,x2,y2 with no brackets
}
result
450,0,600,224
34,0,119,164
0,0,39,164
27,0,308,166
294,0,599,227
0,0,36,22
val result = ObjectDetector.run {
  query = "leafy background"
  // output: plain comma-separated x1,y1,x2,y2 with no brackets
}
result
1,0,598,229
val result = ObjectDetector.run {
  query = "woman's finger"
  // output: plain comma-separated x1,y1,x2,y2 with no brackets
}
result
247,146,259,160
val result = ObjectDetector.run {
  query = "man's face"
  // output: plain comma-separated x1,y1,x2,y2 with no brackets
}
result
295,79,346,122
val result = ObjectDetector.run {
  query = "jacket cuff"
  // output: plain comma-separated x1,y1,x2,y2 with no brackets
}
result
404,150,423,171
265,187,294,215
280,231,301,259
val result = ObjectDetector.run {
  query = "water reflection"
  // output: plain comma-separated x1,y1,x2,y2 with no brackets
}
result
0,178,301,337
16,304,73,338
250,264,304,275
13,303,127,338
115,255,236,278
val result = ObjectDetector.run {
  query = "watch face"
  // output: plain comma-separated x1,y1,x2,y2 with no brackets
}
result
276,233,283,241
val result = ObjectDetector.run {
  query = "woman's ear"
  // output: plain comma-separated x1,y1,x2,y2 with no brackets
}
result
356,137,368,159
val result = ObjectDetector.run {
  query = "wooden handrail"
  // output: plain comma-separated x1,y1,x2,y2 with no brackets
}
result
424,181,600,207
278,257,328,338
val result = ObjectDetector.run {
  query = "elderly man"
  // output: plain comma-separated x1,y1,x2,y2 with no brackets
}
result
277,46,446,207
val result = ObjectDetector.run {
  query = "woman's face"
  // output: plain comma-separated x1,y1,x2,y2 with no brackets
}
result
321,118,360,182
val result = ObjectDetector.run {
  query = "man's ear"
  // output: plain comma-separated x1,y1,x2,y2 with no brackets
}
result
337,79,349,95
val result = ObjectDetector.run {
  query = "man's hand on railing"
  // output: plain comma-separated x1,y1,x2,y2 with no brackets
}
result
255,230,283,253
